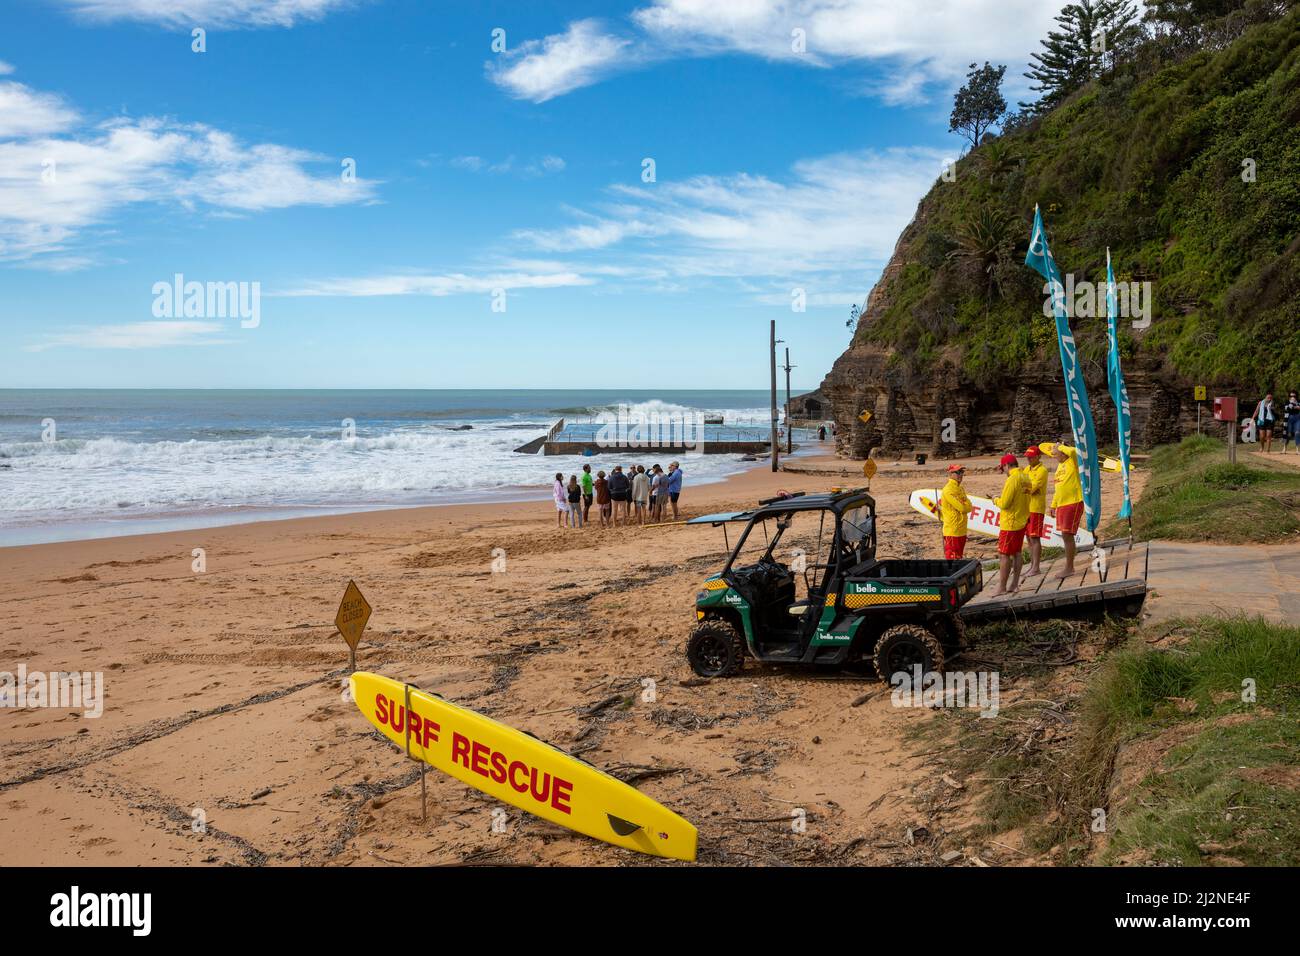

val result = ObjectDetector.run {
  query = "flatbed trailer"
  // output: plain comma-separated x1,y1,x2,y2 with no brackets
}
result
959,538,1149,625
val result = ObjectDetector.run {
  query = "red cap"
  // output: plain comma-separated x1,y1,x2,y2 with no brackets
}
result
1025,445,1041,457
947,463,965,473
999,453,1018,468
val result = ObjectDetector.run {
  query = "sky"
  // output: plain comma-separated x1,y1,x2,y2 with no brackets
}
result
1,0,1068,390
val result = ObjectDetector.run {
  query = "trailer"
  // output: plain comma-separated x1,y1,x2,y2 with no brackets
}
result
959,538,1149,625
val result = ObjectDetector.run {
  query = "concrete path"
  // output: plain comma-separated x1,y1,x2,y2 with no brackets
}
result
1145,541,1300,624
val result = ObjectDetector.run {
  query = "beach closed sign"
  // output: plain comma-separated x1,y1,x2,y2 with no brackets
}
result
335,580,372,650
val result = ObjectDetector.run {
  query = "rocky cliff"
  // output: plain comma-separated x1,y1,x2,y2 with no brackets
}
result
820,206,1198,459
816,6,1299,459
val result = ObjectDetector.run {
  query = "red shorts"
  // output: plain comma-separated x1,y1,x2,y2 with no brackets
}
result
997,528,1026,555
1026,512,1046,539
1055,501,1084,535
943,536,967,560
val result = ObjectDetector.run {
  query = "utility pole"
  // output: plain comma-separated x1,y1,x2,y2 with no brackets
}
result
783,347,795,455
770,320,779,472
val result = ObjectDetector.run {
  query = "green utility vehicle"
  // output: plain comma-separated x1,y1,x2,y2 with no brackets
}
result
687,488,982,679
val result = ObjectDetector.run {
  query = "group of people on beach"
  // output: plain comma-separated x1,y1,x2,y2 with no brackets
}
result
552,461,684,529
1251,391,1300,453
938,442,1084,597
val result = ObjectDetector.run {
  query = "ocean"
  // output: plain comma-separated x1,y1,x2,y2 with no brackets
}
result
0,389,793,545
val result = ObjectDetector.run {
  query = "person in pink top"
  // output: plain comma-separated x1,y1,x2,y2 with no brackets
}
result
552,472,570,528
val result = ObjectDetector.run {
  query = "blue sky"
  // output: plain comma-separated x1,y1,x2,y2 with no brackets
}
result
2,0,1066,389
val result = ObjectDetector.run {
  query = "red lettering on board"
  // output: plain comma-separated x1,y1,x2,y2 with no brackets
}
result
470,741,490,777
551,777,573,814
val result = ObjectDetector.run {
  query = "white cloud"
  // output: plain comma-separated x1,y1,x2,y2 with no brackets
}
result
25,320,232,351
0,80,378,264
488,19,636,102
515,147,949,285
0,81,80,138
56,0,356,29
277,270,593,297
0,61,14,75
491,1,1064,103
450,154,566,177
514,217,658,252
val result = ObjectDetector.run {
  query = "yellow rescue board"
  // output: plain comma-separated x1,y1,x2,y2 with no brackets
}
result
350,671,697,861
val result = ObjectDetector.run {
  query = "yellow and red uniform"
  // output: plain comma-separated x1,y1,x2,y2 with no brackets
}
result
995,467,1030,555
1046,444,1084,534
939,477,974,559
1024,461,1049,539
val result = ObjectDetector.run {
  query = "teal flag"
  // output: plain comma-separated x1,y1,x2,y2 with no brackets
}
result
1106,249,1133,520
1024,206,1102,533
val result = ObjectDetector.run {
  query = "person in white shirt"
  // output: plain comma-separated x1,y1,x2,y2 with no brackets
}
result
552,472,570,528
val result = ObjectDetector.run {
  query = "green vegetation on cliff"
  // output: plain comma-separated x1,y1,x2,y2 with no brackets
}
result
859,4,1300,392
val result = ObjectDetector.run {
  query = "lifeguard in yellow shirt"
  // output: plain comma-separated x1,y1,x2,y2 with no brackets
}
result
1041,441,1084,580
939,464,975,559
1022,445,1049,578
992,452,1030,596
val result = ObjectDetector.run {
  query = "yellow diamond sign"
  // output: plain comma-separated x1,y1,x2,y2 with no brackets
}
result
335,580,372,651
858,409,873,424
862,459,878,479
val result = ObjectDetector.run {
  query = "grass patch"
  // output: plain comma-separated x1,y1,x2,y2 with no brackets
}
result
1127,435,1300,542
1102,716,1300,865
1076,615,1300,865
916,614,1300,865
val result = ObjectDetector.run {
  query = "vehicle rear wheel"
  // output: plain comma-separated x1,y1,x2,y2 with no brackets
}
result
873,623,945,681
686,619,745,677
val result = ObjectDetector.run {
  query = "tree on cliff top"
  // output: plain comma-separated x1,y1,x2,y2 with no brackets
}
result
1022,0,1144,113
949,61,1007,149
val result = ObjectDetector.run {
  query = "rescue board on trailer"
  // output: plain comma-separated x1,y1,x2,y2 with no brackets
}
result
350,671,697,861
908,489,1095,548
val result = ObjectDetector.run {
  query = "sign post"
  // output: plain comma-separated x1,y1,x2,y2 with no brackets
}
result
335,579,372,673
1213,397,1237,464
1194,385,1206,434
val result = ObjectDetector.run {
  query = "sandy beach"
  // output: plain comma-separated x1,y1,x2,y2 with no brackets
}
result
0,452,1146,866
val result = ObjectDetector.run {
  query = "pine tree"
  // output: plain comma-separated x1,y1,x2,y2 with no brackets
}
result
949,61,1007,149
1021,0,1144,113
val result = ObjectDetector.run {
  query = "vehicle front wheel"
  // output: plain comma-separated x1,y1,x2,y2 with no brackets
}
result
686,619,745,677
873,623,945,682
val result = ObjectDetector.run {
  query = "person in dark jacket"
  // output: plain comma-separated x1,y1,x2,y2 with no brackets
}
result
1283,391,1300,454
566,475,583,528
607,466,631,526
